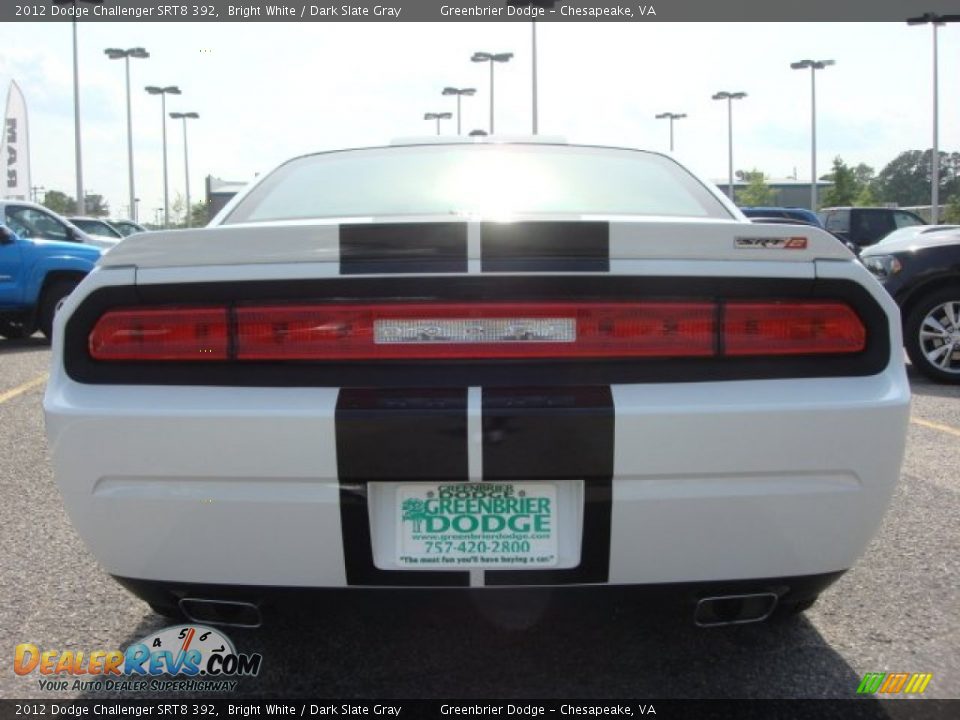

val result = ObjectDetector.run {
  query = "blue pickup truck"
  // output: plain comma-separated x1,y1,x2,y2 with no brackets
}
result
0,224,101,340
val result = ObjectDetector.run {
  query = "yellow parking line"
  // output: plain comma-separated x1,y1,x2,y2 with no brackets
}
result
0,374,48,405
911,417,960,438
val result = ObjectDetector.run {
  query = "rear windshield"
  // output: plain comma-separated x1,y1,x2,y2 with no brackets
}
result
223,144,732,223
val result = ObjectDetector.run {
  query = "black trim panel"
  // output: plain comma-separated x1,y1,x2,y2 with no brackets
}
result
112,570,846,607
482,387,613,586
339,223,468,275
481,222,609,273
335,388,469,587
64,276,891,387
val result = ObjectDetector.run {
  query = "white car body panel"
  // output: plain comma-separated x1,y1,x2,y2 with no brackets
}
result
46,258,909,588
100,218,850,270
43,143,909,612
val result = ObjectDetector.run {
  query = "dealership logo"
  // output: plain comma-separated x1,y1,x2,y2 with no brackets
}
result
15,625,262,692
857,672,932,695
401,484,552,535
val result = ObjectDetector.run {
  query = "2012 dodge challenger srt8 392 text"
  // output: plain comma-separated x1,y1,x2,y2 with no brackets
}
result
44,140,909,628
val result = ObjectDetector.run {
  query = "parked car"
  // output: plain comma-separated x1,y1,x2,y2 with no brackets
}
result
740,206,823,227
44,141,909,628
109,219,147,237
67,216,125,244
875,224,960,247
0,200,117,250
0,224,101,339
861,228,960,383
817,207,925,249
747,216,858,252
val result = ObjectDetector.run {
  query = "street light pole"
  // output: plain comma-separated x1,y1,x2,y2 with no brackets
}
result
712,91,747,201
531,21,538,134
442,87,476,135
424,112,453,136
471,52,513,135
907,13,960,224
54,0,104,215
106,48,149,224
791,59,834,211
170,112,199,227
71,20,83,214
145,86,181,229
654,112,687,152
508,1,555,134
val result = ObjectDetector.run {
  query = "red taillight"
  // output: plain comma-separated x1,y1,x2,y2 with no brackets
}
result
88,307,229,361
724,302,866,356
87,300,867,362
234,302,715,359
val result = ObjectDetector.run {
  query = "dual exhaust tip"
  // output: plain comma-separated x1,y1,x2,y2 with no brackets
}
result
175,592,778,629
694,592,779,627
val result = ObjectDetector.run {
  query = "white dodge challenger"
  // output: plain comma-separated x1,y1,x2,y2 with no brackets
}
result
44,140,909,627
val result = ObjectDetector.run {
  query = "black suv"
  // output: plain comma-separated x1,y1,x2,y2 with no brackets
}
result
818,207,925,249
861,228,960,383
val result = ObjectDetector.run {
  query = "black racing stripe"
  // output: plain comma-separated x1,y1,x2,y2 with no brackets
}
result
482,386,613,586
339,223,468,275
481,221,609,272
336,388,469,587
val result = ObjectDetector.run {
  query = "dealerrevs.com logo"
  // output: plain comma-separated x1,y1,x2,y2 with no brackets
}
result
15,625,262,692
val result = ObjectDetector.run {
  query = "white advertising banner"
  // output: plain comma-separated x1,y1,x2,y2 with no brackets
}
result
2,80,31,200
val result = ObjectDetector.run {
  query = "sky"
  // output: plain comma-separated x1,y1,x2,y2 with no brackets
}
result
1,20,958,221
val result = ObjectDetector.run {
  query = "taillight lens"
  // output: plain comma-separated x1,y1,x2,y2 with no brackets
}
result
86,300,867,362
89,307,228,361
724,302,866,356
234,302,715,359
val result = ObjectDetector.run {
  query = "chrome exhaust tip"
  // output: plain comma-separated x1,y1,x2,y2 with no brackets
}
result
178,598,262,628
694,592,778,627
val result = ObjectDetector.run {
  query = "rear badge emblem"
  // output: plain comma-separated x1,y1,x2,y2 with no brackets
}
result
735,236,808,250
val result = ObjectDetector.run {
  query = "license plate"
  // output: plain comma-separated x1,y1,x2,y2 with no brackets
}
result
396,482,559,569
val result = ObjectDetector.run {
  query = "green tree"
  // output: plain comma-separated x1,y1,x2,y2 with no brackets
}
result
854,184,878,207
735,169,778,206
171,192,186,227
872,149,960,207
820,157,859,207
188,202,208,228
83,194,109,217
944,195,960,224
42,190,76,215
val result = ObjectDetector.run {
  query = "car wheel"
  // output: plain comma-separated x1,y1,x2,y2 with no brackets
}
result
38,279,79,341
0,319,32,340
905,289,960,384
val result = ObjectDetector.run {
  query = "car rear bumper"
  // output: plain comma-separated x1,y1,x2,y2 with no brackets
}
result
45,372,909,590
113,570,847,621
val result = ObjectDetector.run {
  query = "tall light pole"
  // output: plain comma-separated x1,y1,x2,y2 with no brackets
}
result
654,112,687,152
507,0,556,134
471,52,513,135
907,14,960,224
791,59,834,211
442,87,476,135
54,0,104,215
424,112,453,136
105,47,149,223
712,91,748,201
145,85,181,229
169,112,199,228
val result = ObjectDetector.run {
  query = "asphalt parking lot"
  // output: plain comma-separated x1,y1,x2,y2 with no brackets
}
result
1,338,957,701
